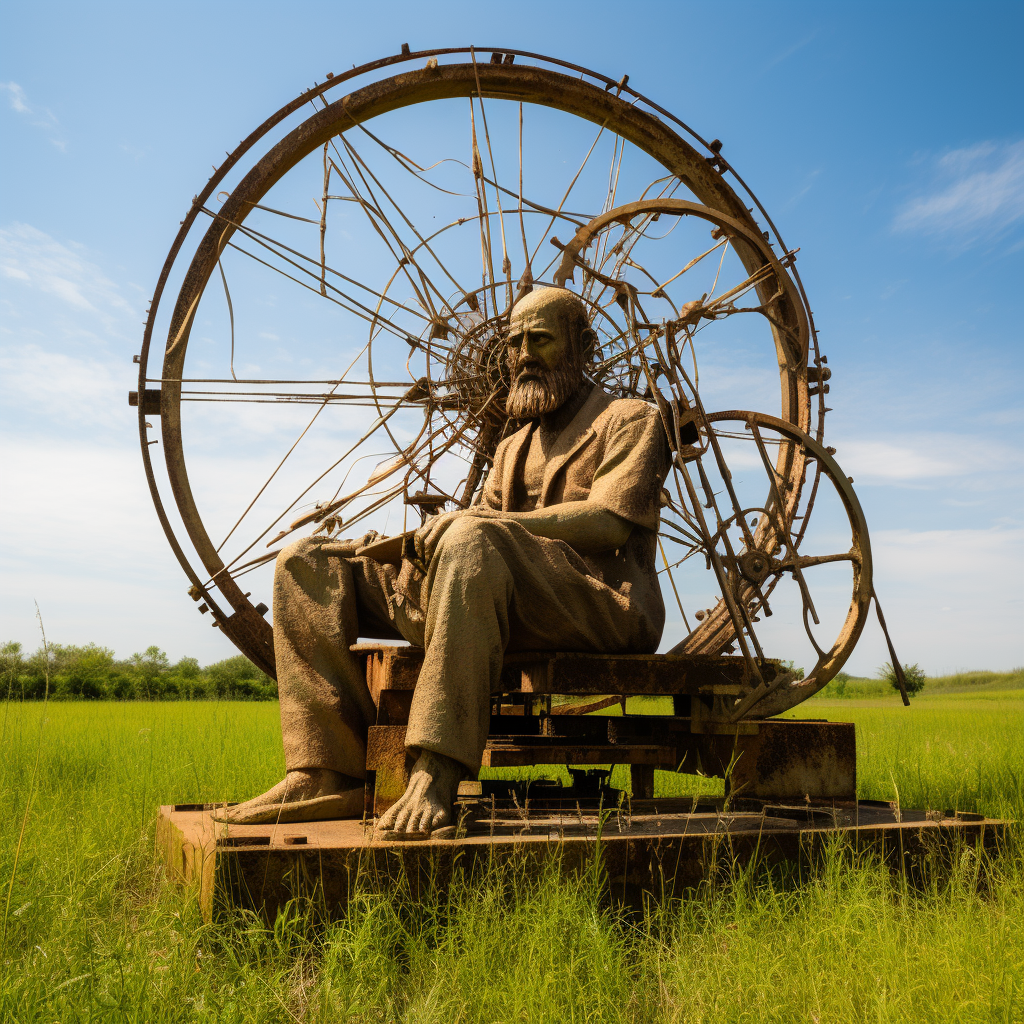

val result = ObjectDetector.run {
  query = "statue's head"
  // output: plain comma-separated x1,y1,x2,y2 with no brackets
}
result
505,287,596,419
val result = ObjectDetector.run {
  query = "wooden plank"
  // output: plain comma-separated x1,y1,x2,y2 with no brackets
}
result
351,643,776,699
482,743,675,768
511,651,771,696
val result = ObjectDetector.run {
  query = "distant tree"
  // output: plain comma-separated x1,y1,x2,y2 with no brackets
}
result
206,655,277,699
21,645,54,699
1,640,278,701
824,671,851,698
107,671,135,700
174,656,201,679
128,646,171,699
1,641,23,700
169,656,207,699
879,662,927,698
51,643,116,699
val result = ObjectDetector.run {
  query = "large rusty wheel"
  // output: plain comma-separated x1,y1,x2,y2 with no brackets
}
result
136,48,832,693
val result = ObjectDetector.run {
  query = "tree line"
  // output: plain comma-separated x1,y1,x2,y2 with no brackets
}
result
0,641,277,700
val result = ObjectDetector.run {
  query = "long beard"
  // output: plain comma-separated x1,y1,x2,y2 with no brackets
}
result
506,362,582,419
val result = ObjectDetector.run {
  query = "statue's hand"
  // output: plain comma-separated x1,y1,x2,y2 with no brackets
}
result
412,507,502,570
320,530,379,557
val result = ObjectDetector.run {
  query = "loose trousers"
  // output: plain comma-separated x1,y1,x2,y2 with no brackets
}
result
274,516,661,777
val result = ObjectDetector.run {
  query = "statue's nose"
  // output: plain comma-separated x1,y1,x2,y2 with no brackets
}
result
510,334,532,361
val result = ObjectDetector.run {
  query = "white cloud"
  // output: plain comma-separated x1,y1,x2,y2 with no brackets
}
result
0,223,136,332
837,433,1023,485
0,345,127,432
1,81,63,146
857,525,1024,674
1,81,30,114
0,434,240,662
874,525,1024,583
893,140,1024,241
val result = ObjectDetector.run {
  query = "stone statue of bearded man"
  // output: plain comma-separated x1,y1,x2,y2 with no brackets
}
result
218,287,671,837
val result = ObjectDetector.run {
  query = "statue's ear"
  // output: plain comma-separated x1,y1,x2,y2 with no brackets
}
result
581,327,598,361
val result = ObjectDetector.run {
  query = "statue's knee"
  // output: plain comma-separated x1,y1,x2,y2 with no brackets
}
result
434,516,503,565
279,536,321,562
275,537,346,603
276,537,322,576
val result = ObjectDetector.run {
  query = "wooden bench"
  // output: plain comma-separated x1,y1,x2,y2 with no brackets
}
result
353,644,856,815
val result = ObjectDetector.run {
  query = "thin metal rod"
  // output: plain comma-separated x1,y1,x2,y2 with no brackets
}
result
216,259,237,381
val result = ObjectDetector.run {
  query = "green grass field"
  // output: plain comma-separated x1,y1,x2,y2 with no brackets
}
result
1,681,1021,1022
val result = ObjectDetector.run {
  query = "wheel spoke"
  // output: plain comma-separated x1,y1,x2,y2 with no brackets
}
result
778,550,857,571
529,119,610,267
748,421,820,626
470,54,513,311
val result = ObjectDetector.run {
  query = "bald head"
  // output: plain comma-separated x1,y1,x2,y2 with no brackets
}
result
509,287,594,356
505,287,595,419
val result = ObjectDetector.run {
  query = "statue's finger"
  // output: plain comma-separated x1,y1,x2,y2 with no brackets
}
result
422,527,439,566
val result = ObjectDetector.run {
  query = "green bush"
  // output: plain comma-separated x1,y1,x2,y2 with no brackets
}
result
879,661,927,698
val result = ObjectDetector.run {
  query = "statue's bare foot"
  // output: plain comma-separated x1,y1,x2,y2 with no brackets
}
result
212,768,363,824
376,750,464,839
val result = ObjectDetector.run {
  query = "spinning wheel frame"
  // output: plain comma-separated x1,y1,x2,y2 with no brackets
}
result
136,48,828,684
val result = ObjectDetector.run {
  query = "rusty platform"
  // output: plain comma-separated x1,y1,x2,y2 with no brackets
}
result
156,799,1004,922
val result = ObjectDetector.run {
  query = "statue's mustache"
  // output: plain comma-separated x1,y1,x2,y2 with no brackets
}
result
508,358,550,382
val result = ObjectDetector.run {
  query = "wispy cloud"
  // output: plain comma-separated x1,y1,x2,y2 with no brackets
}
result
893,140,1024,244
838,432,1023,485
765,32,817,71
783,168,821,210
1,81,64,150
867,525,1024,672
0,223,135,326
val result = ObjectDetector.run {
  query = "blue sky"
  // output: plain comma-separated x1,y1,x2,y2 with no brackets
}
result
1,0,1022,674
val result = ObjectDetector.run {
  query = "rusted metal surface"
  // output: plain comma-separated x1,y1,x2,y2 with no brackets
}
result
157,804,1007,923
128,389,162,416
357,639,855,811
354,644,425,701
152,59,783,667
676,412,874,716
630,764,656,800
676,720,857,802
365,725,414,816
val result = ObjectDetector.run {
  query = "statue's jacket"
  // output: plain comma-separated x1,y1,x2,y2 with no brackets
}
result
479,384,672,649
273,385,674,776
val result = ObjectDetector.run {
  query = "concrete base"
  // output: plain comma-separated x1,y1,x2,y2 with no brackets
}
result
156,799,1005,923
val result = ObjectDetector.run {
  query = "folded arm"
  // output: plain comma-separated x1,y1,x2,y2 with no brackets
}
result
414,502,632,568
